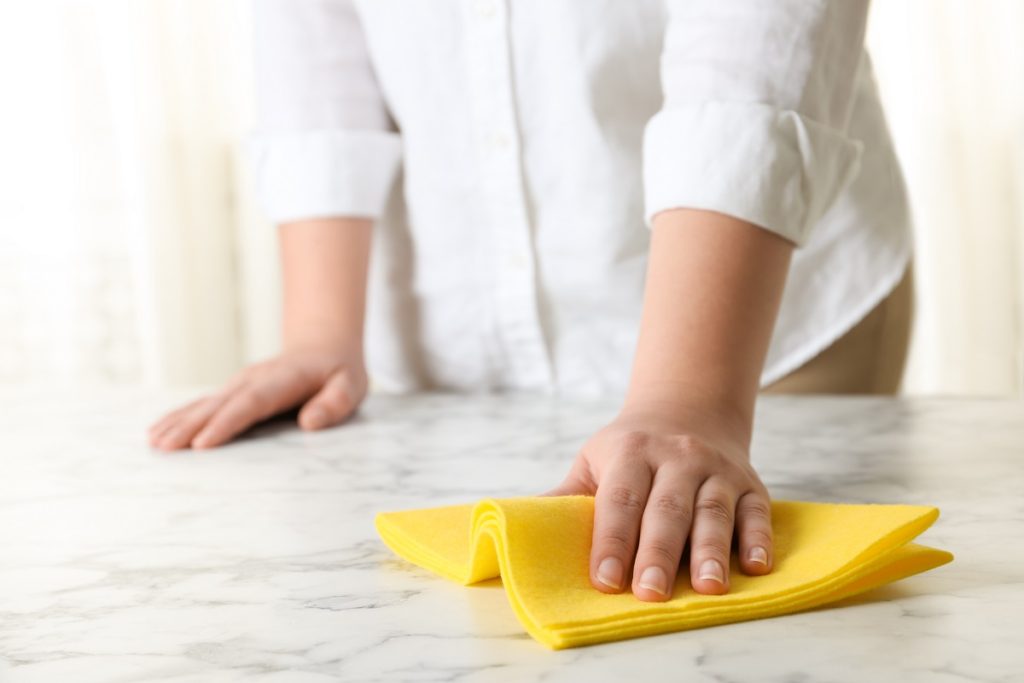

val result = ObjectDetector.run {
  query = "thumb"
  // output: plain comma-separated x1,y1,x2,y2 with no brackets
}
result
298,368,361,431
537,470,593,498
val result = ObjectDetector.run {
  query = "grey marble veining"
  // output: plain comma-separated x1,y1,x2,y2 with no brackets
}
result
0,389,1020,682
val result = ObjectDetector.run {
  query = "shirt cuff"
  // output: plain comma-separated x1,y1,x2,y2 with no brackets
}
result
642,101,864,246
245,128,403,224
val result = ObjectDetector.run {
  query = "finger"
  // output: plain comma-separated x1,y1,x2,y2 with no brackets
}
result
148,397,206,441
688,478,738,595
148,409,183,441
190,385,282,449
153,394,229,451
538,459,594,497
297,368,358,430
150,368,252,445
149,412,185,446
148,364,252,441
590,457,653,594
538,479,587,497
735,489,773,575
631,463,700,601
150,421,181,448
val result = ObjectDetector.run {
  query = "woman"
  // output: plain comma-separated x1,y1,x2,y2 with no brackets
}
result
149,0,913,603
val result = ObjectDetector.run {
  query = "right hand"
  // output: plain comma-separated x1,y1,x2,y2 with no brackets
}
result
147,347,368,451
541,404,773,600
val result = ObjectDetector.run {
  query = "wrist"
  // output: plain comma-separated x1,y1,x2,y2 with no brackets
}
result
283,324,364,360
619,383,753,454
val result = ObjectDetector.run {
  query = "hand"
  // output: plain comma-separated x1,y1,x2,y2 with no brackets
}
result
542,406,773,600
147,347,368,451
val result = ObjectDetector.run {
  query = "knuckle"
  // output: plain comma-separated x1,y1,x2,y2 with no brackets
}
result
673,436,721,468
650,492,691,521
737,496,771,520
596,528,633,555
608,486,646,512
640,538,681,564
674,433,711,455
618,430,651,456
694,539,731,557
743,528,773,547
695,496,734,523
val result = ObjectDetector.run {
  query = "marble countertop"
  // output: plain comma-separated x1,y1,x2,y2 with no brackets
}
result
1,389,1020,682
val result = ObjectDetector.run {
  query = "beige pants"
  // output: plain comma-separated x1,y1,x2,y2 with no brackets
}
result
762,261,914,395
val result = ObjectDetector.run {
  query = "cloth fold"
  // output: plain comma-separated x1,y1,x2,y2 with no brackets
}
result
375,495,953,649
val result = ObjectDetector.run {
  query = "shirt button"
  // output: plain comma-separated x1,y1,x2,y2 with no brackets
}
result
474,0,497,19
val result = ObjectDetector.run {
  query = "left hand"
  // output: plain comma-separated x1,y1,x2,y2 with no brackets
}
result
541,406,774,601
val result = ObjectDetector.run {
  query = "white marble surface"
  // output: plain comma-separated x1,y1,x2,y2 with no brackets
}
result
0,388,1020,682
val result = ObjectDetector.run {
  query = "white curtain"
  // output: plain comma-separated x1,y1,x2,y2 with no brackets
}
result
0,0,279,388
1,1,1022,396
867,0,1024,396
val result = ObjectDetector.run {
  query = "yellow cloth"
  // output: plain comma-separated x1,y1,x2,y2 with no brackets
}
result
375,495,953,649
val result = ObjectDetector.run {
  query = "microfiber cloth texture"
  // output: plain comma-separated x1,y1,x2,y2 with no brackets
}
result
375,495,953,649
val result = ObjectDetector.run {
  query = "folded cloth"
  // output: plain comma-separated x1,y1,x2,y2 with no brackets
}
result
375,495,953,649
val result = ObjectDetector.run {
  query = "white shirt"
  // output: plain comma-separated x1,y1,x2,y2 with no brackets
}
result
247,0,912,397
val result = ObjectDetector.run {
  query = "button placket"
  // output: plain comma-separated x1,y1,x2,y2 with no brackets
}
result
462,0,554,391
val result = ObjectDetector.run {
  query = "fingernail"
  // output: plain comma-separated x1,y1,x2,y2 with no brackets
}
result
596,557,624,590
748,546,768,566
699,559,724,583
638,566,668,595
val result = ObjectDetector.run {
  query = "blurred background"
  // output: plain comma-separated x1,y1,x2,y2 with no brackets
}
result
1,0,1022,396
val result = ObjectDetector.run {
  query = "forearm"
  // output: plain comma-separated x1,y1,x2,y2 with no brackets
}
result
278,217,372,355
623,208,793,451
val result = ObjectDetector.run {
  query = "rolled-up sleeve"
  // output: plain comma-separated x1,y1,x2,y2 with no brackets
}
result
643,0,870,246
246,0,402,223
